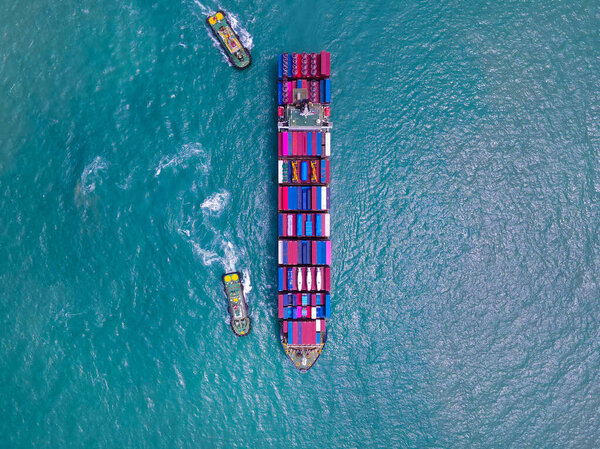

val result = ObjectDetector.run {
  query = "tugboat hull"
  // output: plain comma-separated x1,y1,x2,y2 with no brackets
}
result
222,272,251,336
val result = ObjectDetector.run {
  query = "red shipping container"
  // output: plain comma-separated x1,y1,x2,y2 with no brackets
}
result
278,133,282,156
294,133,299,156
288,241,294,265
283,214,288,237
278,187,282,210
283,320,288,333
296,54,302,78
278,294,284,318
302,320,316,345
320,51,330,77
315,53,320,78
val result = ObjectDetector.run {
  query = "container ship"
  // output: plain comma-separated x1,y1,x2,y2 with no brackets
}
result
277,51,332,372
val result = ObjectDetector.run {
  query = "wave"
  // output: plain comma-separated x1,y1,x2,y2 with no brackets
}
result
192,0,212,16
80,156,109,195
173,364,186,388
154,143,207,177
200,190,230,214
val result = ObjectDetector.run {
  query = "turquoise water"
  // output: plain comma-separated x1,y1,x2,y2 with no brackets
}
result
2,0,600,447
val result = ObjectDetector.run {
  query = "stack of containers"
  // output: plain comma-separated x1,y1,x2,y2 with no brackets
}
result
277,51,331,106
277,51,332,348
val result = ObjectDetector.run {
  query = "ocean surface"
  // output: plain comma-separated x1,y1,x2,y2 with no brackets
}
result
1,0,599,447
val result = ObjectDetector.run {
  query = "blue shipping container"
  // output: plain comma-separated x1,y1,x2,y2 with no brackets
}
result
325,79,331,103
316,215,322,236
316,133,322,156
278,54,283,78
278,268,284,291
277,82,282,105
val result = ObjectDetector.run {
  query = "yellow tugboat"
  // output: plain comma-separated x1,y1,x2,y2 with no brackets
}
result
207,11,251,70
222,272,251,336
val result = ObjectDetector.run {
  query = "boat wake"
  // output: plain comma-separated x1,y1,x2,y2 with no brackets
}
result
241,268,252,295
221,239,239,272
223,9,254,49
184,233,240,273
188,241,221,266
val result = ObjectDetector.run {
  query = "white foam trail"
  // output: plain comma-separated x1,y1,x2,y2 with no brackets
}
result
190,241,221,266
223,9,254,49
186,235,240,273
221,240,238,272
154,144,207,177
241,268,252,296
80,156,109,194
200,190,230,214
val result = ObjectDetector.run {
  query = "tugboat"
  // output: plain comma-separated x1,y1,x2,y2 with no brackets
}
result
206,11,251,70
222,272,251,336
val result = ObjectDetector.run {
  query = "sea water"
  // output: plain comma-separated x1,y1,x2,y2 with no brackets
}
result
1,0,599,447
